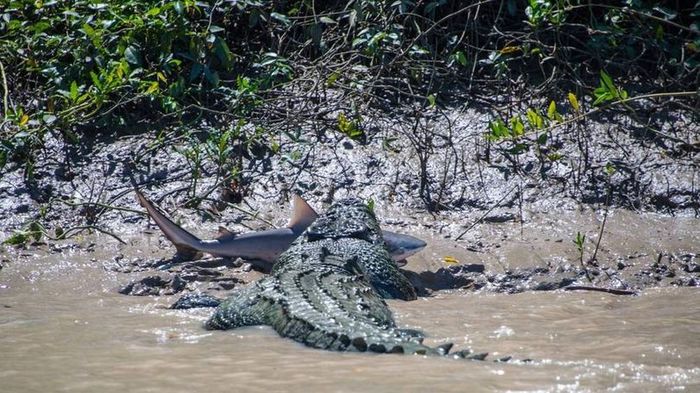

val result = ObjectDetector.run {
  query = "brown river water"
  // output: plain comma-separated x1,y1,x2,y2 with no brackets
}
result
1,210,699,392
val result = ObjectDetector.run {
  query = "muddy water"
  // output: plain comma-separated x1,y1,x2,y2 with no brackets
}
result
1,214,699,392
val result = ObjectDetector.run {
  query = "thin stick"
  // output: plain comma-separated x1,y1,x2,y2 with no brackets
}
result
60,199,146,216
53,225,127,244
564,285,637,296
456,184,517,240
0,60,8,119
590,186,611,263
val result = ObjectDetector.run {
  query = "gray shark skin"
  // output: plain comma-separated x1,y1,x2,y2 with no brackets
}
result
135,190,426,270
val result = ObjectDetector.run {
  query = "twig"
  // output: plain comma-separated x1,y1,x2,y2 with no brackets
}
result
59,199,146,216
49,225,127,244
589,185,611,264
455,184,517,240
220,200,275,228
564,285,637,296
0,59,8,119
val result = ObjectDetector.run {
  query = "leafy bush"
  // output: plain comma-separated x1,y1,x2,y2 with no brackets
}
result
0,0,697,175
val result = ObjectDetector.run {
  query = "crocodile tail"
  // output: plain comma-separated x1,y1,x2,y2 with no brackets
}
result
134,188,202,258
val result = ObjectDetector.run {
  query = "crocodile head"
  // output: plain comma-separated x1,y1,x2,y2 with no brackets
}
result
305,198,383,245
301,198,417,300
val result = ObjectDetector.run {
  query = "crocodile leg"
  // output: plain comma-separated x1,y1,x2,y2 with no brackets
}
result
205,282,274,330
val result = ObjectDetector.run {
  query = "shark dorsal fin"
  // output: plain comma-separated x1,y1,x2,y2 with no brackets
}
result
286,194,319,231
216,226,238,239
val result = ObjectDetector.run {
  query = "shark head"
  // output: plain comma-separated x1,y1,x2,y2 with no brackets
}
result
381,230,428,261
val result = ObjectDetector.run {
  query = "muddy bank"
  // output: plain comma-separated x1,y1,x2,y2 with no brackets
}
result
1,103,698,243
106,205,698,305
1,108,698,298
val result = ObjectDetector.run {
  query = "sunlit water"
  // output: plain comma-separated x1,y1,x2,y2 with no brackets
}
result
1,242,698,393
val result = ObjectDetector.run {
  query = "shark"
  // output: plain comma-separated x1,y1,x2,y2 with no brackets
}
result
135,190,426,271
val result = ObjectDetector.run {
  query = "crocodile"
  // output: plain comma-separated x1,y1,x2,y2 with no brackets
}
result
201,198,493,359
135,189,426,270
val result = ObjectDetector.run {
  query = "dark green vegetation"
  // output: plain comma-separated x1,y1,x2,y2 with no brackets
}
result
2,1,697,171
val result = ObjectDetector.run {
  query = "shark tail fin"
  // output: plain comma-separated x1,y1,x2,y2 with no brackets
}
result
134,188,203,258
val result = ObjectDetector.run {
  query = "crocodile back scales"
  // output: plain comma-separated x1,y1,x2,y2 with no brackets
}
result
205,199,446,352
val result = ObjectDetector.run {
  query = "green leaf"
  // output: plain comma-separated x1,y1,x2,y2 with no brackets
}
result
526,108,544,129
189,63,203,81
90,71,102,90
427,94,436,108
214,38,234,69
124,46,141,65
486,119,510,141
455,51,467,66
547,100,557,120
574,231,586,252
600,71,616,95
70,81,78,101
3,231,29,246
145,7,161,16
568,92,580,112
81,23,96,39
547,152,563,161
337,112,364,140
326,72,340,87
270,12,291,25
604,162,616,176
487,119,509,141
368,31,387,47
510,116,524,137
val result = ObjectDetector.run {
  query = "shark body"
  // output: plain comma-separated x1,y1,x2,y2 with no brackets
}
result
135,190,426,270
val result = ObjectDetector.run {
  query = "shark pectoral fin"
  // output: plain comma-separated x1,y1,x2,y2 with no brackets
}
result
286,194,319,231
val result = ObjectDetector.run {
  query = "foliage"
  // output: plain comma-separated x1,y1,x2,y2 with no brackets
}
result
0,0,697,176
337,112,365,142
